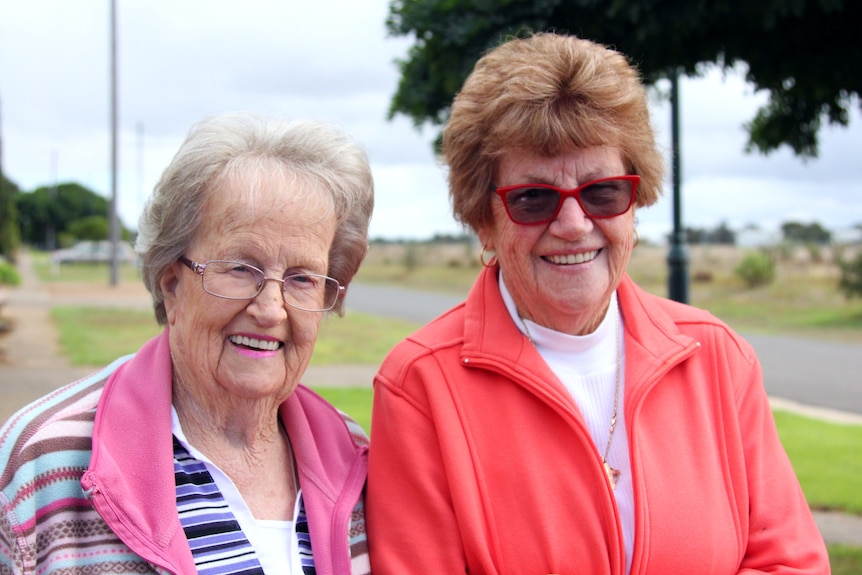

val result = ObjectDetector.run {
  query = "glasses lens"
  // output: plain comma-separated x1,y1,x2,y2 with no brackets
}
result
202,261,264,299
579,179,634,217
502,178,635,223
504,186,561,224
283,274,341,311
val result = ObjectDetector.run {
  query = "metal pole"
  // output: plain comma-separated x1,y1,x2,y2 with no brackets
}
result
109,0,119,286
48,151,57,251
667,68,689,303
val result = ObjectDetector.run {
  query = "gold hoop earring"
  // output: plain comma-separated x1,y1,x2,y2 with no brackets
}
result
480,245,498,268
633,228,640,249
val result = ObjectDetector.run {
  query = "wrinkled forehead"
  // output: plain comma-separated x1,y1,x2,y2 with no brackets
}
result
204,156,335,223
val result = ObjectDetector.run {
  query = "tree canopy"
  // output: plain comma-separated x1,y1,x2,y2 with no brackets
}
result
386,0,860,158
0,173,21,261
15,182,118,248
781,221,831,244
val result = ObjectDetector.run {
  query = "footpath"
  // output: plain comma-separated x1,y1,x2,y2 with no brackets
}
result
0,250,860,548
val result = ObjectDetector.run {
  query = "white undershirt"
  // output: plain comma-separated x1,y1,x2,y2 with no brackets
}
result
171,408,304,575
500,274,634,574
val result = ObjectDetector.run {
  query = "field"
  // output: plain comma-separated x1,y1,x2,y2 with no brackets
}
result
358,240,862,342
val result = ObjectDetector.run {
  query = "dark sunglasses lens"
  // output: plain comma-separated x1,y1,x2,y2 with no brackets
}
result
504,187,561,223
579,180,634,216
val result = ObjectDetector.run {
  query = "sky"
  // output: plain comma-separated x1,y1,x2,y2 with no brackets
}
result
1,0,860,244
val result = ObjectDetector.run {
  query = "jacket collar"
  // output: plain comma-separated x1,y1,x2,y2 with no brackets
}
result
85,329,368,572
84,329,192,570
461,267,698,395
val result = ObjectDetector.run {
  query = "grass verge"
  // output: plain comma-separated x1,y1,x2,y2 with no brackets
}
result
774,410,862,514
313,312,418,365
32,255,143,284
829,545,862,574
53,307,162,366
313,387,373,434
51,306,418,368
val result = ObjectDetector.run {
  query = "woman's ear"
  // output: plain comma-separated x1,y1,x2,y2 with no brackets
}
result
476,227,493,252
159,262,181,324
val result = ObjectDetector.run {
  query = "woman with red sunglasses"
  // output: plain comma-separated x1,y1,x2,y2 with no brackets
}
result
367,33,828,574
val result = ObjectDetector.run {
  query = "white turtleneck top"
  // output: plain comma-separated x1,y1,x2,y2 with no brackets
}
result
500,273,634,574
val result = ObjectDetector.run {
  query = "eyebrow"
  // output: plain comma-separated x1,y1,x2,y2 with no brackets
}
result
515,171,616,187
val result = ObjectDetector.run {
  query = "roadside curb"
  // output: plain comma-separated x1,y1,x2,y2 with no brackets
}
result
769,396,862,426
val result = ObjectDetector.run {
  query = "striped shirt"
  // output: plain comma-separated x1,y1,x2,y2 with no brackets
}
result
173,437,316,574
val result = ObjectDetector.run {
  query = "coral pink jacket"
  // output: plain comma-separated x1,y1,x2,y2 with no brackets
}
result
367,268,828,574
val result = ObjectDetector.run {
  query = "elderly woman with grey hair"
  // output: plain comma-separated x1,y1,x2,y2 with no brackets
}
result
0,113,374,575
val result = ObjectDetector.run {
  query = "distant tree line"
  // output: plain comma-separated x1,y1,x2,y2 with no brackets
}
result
683,222,737,245
679,220,847,246
371,232,475,245
780,222,832,244
0,178,132,257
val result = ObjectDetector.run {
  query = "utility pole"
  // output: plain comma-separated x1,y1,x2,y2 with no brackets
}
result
108,0,120,286
667,69,689,304
48,151,58,251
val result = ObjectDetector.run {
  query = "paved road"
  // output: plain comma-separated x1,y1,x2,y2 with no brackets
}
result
346,283,862,418
742,333,862,415
346,283,462,324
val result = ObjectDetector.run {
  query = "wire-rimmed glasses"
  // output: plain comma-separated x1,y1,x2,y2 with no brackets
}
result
178,257,344,312
491,175,640,225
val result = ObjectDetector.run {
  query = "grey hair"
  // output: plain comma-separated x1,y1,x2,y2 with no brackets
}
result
135,112,374,324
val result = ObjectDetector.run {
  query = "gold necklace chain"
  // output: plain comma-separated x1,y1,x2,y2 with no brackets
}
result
521,303,622,489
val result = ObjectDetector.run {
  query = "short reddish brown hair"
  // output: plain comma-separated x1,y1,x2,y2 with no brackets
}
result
442,32,664,232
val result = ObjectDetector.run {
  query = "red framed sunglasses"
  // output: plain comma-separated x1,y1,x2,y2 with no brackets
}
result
491,175,639,225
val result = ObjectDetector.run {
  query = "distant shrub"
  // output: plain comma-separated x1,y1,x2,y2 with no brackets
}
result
692,270,714,283
403,243,419,272
735,251,775,288
0,262,20,286
68,215,109,241
838,252,862,299
805,242,823,263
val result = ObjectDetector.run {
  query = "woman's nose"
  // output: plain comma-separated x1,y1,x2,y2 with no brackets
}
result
550,196,593,238
248,279,289,323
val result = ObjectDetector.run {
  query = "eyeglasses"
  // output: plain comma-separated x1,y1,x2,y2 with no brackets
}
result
178,257,344,312
491,175,639,225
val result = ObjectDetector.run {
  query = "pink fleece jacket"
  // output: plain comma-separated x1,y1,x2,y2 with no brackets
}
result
367,268,829,574
76,330,370,574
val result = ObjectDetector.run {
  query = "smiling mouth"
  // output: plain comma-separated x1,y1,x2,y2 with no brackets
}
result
228,335,283,351
545,249,600,265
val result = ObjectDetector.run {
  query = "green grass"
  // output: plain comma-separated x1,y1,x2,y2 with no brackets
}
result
52,307,163,366
829,545,862,575
356,262,480,295
774,410,862,514
313,387,373,434
312,312,418,365
51,306,418,368
32,251,143,284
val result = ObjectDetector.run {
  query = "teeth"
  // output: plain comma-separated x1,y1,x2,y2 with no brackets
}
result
547,250,598,265
229,335,280,351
